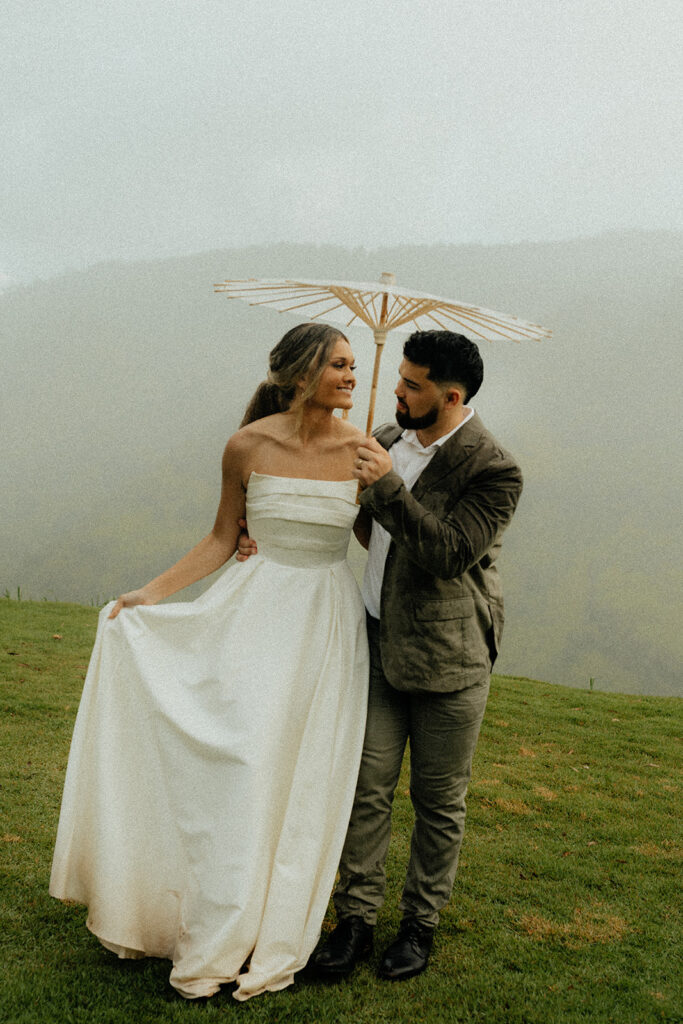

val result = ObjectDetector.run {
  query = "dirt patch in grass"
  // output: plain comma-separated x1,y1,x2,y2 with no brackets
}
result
495,797,531,815
533,785,557,801
632,841,682,861
517,903,630,948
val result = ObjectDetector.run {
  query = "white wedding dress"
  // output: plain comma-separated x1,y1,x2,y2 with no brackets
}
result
50,473,369,1001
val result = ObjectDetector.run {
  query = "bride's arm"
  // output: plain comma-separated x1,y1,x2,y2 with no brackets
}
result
108,435,248,618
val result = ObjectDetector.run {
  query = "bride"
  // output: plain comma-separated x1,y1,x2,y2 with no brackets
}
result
49,323,369,1001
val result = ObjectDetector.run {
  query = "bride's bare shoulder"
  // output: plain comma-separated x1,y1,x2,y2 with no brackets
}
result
227,414,286,445
222,414,290,464
333,418,366,447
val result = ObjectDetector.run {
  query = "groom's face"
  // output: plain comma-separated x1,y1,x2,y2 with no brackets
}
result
394,359,444,431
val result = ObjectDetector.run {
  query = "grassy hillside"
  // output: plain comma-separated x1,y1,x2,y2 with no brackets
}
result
1,599,680,1023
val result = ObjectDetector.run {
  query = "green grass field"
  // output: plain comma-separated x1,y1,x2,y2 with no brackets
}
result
1,599,680,1023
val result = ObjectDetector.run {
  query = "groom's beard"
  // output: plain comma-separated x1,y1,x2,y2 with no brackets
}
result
395,403,439,431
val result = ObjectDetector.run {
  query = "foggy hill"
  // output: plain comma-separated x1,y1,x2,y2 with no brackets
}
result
1,232,681,696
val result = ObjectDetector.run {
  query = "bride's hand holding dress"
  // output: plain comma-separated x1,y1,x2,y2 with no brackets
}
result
108,431,249,619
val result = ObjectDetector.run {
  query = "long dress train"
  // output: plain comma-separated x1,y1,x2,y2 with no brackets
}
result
50,473,369,1001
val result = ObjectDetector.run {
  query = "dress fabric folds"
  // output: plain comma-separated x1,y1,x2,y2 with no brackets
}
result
50,473,369,1001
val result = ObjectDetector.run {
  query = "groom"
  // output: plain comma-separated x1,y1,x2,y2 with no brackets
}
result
311,329,523,982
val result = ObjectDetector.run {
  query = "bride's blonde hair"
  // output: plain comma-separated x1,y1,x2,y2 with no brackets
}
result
240,323,347,428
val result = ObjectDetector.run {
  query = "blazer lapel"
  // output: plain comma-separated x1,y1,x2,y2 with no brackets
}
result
374,423,403,450
412,412,484,500
373,414,485,500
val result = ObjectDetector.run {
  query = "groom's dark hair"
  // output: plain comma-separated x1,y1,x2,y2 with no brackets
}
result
404,330,483,402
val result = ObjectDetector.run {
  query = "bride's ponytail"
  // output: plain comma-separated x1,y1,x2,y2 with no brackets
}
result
240,380,294,427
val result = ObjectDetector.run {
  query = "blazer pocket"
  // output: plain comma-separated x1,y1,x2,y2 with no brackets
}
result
413,596,475,621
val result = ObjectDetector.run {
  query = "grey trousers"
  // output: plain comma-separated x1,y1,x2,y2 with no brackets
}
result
334,614,490,929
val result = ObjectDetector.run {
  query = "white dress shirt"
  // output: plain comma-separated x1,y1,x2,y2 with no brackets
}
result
362,408,474,618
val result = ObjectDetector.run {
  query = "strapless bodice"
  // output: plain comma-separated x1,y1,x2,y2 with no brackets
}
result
245,472,358,569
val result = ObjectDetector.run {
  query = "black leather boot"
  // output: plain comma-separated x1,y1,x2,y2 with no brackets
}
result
378,920,434,980
311,915,374,978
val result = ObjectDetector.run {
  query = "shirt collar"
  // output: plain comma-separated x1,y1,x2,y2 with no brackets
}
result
400,407,474,453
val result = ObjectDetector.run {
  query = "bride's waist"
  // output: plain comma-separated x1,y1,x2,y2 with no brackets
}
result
254,539,349,568
250,518,352,568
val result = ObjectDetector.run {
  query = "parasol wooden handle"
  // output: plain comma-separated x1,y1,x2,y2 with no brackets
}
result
356,327,388,503
365,328,388,436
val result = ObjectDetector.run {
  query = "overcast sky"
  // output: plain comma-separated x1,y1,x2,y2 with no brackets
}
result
2,0,681,284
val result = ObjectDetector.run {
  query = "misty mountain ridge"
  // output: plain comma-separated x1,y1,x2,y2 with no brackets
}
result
1,232,681,697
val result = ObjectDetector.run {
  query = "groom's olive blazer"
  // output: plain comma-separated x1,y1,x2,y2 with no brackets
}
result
358,413,523,693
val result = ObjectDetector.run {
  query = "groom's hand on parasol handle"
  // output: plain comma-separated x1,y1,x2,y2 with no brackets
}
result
353,437,393,490
236,518,257,562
